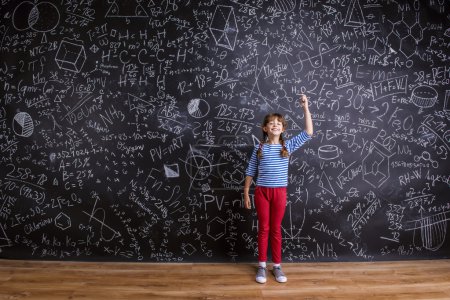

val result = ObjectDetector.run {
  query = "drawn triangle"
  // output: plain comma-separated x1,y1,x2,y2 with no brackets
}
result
105,0,148,17
41,32,47,44
284,114,301,130
164,164,180,178
323,5,338,15
298,30,314,50
0,223,11,247
345,0,365,27
252,134,261,147
128,93,146,103
319,171,336,196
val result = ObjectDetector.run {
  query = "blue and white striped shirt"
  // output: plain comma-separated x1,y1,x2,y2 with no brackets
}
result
245,131,311,187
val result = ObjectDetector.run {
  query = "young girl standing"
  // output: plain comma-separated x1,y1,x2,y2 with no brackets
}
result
244,94,313,283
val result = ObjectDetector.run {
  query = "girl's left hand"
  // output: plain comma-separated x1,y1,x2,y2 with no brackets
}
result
300,94,309,109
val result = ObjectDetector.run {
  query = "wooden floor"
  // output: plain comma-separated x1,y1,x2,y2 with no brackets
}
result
0,259,449,299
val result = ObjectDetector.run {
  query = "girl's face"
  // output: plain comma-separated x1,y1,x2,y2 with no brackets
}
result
263,117,285,137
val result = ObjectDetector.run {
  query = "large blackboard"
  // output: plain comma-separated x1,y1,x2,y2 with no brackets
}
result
0,0,449,262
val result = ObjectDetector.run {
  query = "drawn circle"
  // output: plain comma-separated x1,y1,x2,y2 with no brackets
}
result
13,112,34,137
411,85,437,108
12,1,60,32
184,153,212,180
12,1,35,31
30,2,60,32
318,145,339,160
187,98,210,118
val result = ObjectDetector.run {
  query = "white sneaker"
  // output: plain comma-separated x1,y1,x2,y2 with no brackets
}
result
273,266,287,283
255,266,267,284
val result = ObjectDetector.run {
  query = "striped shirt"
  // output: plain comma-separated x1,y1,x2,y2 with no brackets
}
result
245,131,311,187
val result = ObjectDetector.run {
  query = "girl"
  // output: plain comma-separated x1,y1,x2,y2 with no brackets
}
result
244,94,313,283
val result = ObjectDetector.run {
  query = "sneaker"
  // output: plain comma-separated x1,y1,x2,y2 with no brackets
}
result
273,266,287,283
255,266,267,284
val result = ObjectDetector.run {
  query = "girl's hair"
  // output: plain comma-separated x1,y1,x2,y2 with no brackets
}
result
257,113,289,159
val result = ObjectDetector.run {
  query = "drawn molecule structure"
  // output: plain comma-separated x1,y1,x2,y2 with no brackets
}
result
386,13,424,58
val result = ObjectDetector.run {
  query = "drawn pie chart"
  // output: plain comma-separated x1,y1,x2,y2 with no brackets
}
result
12,1,35,31
187,98,210,119
13,112,34,137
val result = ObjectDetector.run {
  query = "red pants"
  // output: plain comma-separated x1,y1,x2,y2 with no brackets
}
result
254,186,287,264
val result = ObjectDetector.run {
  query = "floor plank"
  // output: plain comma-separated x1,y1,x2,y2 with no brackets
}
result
0,259,449,299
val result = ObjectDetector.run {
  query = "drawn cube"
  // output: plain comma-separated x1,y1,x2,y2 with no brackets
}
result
55,40,86,73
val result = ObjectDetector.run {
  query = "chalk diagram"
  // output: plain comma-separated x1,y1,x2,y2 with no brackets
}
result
187,98,210,119
0,223,11,248
180,145,227,190
406,212,450,251
207,216,227,241
54,212,71,230
318,145,340,160
386,13,424,58
82,199,121,242
282,42,340,83
414,151,438,169
221,169,244,185
13,112,34,137
319,171,336,196
55,40,86,73
344,0,365,27
283,189,309,240
317,145,339,196
274,0,296,13
444,90,450,111
181,243,197,256
411,85,438,108
12,1,60,32
209,5,238,51
362,142,393,188
127,93,156,115
164,163,180,178
105,0,148,18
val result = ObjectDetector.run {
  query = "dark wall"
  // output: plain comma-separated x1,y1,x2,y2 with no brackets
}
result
0,0,449,262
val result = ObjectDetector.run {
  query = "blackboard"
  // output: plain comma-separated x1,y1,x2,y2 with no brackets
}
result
0,0,449,262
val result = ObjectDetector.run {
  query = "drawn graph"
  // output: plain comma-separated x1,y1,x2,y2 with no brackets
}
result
283,188,309,240
82,198,121,242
